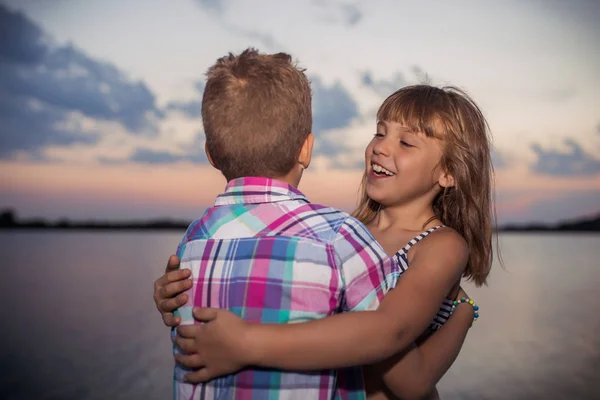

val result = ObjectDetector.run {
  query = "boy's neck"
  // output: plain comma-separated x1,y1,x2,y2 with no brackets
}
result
274,176,300,188
226,166,303,188
228,173,301,188
274,168,302,188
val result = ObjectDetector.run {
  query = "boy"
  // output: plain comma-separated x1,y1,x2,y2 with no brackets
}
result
171,48,399,399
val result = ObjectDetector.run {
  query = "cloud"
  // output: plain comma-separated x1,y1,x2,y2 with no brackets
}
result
335,2,363,27
129,145,209,165
227,28,284,51
0,5,162,159
311,75,360,157
0,4,47,65
498,189,600,225
360,67,431,97
340,3,363,26
166,81,204,118
194,0,284,51
530,139,600,176
361,71,407,97
0,94,100,158
492,149,509,169
196,0,227,15
99,130,209,165
312,76,358,133
166,99,202,119
123,74,361,165
312,1,364,27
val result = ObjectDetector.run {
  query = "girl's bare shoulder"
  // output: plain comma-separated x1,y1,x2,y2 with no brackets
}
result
410,226,469,268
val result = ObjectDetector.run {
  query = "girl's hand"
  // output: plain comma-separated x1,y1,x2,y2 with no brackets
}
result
173,308,253,383
153,255,193,327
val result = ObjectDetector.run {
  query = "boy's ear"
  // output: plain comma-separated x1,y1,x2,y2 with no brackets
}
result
205,143,219,170
438,170,455,188
298,133,314,169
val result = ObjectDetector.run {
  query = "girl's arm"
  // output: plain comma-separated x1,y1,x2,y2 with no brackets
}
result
245,229,468,367
375,288,474,399
175,229,469,381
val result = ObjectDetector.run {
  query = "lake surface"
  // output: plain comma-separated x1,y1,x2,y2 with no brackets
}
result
0,231,599,399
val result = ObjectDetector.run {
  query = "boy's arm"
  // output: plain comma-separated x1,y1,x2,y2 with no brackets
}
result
375,291,474,399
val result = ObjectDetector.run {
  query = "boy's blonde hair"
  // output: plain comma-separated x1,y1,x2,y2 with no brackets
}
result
353,85,496,286
202,48,312,181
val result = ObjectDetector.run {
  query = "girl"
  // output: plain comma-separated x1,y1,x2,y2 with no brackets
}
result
155,85,496,399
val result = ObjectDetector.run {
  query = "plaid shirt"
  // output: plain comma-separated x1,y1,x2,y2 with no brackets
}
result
173,177,399,400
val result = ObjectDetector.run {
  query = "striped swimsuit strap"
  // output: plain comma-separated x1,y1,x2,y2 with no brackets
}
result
399,225,446,255
395,225,454,331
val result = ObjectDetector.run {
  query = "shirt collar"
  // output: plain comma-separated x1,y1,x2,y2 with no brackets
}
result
214,177,309,206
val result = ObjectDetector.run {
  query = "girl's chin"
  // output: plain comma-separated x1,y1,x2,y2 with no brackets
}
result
365,189,388,205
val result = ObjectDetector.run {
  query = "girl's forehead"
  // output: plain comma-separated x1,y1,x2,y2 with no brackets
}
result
378,118,446,140
377,120,422,135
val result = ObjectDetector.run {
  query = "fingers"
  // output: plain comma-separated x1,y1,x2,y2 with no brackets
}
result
192,307,219,322
154,256,191,327
173,334,199,354
177,323,210,339
154,268,190,299
159,276,192,299
166,254,181,272
175,353,204,369
176,324,196,339
162,313,181,327
183,368,214,384
165,268,192,284
158,293,189,314
155,271,192,311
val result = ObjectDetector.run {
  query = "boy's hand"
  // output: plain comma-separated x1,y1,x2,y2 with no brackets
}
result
173,308,251,383
153,255,193,327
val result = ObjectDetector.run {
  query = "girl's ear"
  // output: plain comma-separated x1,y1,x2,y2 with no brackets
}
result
438,171,455,188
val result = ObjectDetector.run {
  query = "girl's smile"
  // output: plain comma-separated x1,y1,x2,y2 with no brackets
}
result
369,161,396,179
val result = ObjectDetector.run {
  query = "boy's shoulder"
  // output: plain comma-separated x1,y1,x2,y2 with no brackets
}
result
182,201,369,245
301,202,354,223
298,203,372,243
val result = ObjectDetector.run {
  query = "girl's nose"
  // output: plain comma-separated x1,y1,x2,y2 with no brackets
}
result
373,138,390,156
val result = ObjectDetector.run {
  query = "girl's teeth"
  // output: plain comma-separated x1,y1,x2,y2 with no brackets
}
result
372,163,394,176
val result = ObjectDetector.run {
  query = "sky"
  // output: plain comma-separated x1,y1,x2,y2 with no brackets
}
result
0,0,599,225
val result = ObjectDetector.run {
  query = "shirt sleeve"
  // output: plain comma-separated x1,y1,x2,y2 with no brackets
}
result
333,216,399,312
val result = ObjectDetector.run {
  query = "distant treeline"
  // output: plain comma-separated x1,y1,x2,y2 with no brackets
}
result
0,209,189,231
0,209,599,232
500,214,599,232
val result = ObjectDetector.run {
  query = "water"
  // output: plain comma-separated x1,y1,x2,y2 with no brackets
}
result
0,231,598,399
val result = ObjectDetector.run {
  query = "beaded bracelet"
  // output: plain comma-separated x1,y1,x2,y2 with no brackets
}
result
452,297,479,326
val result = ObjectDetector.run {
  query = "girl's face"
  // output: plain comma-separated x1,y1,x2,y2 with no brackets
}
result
364,120,449,208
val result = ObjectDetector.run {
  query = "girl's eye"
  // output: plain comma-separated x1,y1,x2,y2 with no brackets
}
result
400,140,414,147
374,133,384,137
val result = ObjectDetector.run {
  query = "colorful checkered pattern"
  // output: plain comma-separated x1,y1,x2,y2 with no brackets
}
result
173,177,399,400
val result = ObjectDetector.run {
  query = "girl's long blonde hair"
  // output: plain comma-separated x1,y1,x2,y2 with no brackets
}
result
353,85,496,286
